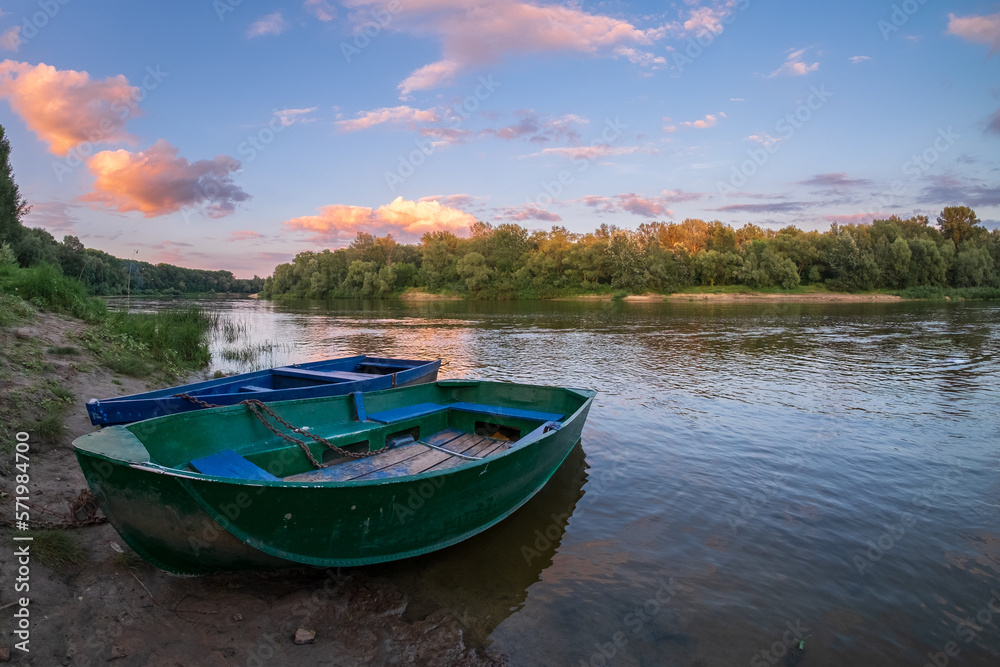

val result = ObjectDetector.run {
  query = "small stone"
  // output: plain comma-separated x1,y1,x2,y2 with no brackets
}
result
110,645,127,660
0,646,10,662
232,613,243,622
293,628,316,645
14,329,30,340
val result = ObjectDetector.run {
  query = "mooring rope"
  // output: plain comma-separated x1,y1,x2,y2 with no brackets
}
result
173,393,388,468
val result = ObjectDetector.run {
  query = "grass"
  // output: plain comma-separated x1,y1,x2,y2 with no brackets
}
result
18,529,86,570
220,340,293,370
47,345,81,355
896,286,1000,300
0,292,35,327
80,306,212,378
111,549,148,570
0,262,106,323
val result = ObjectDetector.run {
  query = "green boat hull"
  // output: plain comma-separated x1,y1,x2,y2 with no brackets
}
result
74,380,595,574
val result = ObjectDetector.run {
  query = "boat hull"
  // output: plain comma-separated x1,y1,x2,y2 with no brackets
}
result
74,381,593,574
85,355,440,426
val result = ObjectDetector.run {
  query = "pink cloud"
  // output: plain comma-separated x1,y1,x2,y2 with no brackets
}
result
768,48,819,77
495,204,561,222
535,145,654,160
336,105,441,131
584,190,703,217
81,139,249,218
418,193,482,208
340,1,667,95
247,12,289,38
24,201,79,230
229,230,264,241
304,0,337,21
0,60,140,155
285,196,476,243
1,27,21,53
947,12,1000,55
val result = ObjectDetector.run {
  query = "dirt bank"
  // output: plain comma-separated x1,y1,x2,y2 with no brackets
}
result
0,310,504,666
397,290,462,301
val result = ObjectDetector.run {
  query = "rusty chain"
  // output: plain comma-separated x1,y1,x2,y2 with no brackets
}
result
173,393,388,469
0,489,106,530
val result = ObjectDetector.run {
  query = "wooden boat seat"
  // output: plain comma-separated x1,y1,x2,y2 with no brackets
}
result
366,401,563,424
273,367,374,383
190,449,280,481
282,428,510,483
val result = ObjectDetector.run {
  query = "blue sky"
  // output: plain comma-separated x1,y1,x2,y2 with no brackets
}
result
1,0,998,277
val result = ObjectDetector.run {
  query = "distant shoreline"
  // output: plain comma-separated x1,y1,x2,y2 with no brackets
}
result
396,290,905,303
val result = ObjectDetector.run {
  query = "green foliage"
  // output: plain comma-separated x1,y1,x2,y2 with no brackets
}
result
0,262,107,322
18,530,85,570
0,292,34,326
262,208,1000,300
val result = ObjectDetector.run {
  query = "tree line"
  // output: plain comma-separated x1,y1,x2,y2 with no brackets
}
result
261,207,999,299
0,126,264,296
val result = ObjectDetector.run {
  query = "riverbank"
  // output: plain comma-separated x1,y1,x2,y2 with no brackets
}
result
0,307,504,666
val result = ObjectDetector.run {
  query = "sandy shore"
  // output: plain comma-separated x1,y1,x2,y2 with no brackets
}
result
398,290,462,301
558,291,903,303
0,311,504,666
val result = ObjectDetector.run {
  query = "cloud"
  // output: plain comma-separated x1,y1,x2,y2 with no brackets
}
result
0,60,140,155
81,139,250,218
987,108,1000,135
849,55,870,64
24,201,79,230
247,12,289,38
746,133,781,148
285,196,477,243
418,126,475,145
768,48,819,77
342,0,667,95
797,173,873,189
399,60,462,96
584,190,702,217
711,202,809,213
481,111,586,144
336,105,440,131
917,175,1000,208
304,0,337,21
1,27,20,52
947,12,1000,55
533,145,654,160
665,112,726,132
495,204,561,222
418,193,481,208
229,230,265,241
823,212,882,224
273,107,318,126
683,6,727,37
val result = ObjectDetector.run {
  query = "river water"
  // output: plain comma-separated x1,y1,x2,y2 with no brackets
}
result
134,297,1000,666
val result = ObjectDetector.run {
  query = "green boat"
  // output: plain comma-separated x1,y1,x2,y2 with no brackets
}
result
73,379,596,574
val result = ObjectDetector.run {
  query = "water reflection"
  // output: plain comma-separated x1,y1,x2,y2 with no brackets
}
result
369,442,589,649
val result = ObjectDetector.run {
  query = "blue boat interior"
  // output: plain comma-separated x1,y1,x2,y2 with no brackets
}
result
186,396,565,484
188,361,419,396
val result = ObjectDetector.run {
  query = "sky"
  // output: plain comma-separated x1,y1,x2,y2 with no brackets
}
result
0,0,998,278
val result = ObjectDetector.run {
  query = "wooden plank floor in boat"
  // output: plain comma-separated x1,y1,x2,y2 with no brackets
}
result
283,428,509,483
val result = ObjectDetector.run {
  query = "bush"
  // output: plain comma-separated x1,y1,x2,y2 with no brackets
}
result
1,262,106,322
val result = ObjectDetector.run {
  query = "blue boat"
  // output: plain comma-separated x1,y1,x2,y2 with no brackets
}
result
86,355,441,426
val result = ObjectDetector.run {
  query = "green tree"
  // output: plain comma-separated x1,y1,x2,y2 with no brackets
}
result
0,125,29,247
937,206,981,249
456,252,492,292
